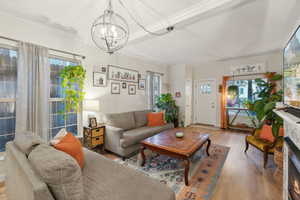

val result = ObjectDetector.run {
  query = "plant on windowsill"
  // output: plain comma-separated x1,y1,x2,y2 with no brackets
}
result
59,65,86,115
244,72,283,139
155,93,179,127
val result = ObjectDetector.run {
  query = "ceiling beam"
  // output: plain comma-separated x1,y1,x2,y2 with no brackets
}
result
128,0,252,44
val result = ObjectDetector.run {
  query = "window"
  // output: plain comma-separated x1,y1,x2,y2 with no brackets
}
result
0,46,17,152
227,79,266,108
147,72,162,110
49,57,81,139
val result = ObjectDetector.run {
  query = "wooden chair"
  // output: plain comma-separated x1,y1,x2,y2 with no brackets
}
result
244,128,283,168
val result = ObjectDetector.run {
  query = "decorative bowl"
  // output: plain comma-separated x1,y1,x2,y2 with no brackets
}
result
175,132,184,138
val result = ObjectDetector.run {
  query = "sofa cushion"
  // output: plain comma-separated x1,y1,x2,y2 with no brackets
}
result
120,123,174,148
28,144,84,200
54,133,85,169
147,112,166,127
14,131,44,156
82,149,175,200
134,110,151,128
104,112,135,130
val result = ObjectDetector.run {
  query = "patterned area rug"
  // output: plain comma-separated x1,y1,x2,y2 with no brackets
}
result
115,144,230,200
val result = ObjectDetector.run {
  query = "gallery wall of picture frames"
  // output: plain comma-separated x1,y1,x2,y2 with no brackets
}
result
93,65,146,95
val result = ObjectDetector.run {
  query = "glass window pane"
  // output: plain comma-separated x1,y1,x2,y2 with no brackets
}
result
0,47,17,152
0,48,17,99
49,57,80,138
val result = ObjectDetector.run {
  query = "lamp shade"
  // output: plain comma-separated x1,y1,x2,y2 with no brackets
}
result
83,99,100,112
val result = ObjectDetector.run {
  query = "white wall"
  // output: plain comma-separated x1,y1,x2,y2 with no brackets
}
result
168,65,186,124
192,50,283,127
0,12,168,125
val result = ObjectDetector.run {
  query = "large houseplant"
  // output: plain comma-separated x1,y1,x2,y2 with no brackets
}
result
155,93,179,127
244,72,283,137
60,65,86,114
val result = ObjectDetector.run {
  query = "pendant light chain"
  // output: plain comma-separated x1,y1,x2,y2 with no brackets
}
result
117,0,173,36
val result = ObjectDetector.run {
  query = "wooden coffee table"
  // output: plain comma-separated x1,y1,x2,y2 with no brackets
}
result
140,128,211,186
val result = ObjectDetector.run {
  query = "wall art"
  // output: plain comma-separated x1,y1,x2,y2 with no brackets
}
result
108,65,139,83
111,82,120,94
128,84,136,95
138,79,146,90
93,72,107,87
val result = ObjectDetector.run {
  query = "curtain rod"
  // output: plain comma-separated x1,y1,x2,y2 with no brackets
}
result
0,35,86,59
146,70,164,76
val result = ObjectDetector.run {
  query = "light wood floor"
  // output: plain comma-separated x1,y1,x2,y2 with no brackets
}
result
0,126,282,200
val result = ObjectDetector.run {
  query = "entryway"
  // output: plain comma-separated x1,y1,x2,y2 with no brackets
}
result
193,79,217,126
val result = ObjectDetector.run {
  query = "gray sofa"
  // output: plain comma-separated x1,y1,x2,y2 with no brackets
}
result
5,139,175,200
103,110,174,158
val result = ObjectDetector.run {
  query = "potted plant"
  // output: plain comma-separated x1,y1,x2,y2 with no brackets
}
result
155,93,179,127
59,65,86,115
244,72,283,138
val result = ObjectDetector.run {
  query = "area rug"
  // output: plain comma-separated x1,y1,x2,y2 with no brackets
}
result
115,144,230,200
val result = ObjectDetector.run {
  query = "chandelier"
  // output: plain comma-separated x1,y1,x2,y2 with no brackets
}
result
91,0,173,54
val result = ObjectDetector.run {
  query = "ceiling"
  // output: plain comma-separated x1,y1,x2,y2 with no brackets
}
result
0,0,299,65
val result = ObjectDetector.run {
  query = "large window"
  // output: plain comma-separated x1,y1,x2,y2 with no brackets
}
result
226,79,265,108
49,57,81,139
0,46,17,152
147,72,162,110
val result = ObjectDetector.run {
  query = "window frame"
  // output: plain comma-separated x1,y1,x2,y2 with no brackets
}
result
48,55,83,139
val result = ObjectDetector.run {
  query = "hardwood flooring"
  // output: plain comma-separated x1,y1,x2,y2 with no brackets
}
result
0,126,282,200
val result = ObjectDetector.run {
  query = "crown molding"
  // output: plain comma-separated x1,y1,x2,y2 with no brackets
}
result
129,0,250,44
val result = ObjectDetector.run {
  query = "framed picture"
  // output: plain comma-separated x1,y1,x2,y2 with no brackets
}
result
93,72,107,87
138,79,146,90
89,117,97,128
128,84,136,95
111,82,120,94
175,92,181,98
101,67,107,73
108,65,139,83
122,82,127,89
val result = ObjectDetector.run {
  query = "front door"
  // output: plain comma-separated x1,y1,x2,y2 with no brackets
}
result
193,79,217,126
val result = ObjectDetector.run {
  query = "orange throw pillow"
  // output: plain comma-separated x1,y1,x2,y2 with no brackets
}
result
259,124,275,143
54,133,84,168
147,112,166,127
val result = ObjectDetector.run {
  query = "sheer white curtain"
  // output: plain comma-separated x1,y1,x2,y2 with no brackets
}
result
16,42,50,141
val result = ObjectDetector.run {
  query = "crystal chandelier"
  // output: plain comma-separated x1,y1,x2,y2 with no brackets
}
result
91,0,173,54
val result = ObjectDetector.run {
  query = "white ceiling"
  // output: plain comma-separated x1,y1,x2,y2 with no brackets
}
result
0,0,299,65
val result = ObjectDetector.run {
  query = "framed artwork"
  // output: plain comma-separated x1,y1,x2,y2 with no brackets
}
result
101,67,107,73
89,117,97,128
111,82,120,94
138,79,146,90
108,65,139,83
128,84,136,95
122,82,127,89
93,72,107,87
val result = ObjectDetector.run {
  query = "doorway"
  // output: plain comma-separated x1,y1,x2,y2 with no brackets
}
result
193,79,217,126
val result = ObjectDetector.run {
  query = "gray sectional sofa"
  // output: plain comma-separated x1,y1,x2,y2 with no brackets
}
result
103,110,174,158
5,134,175,200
